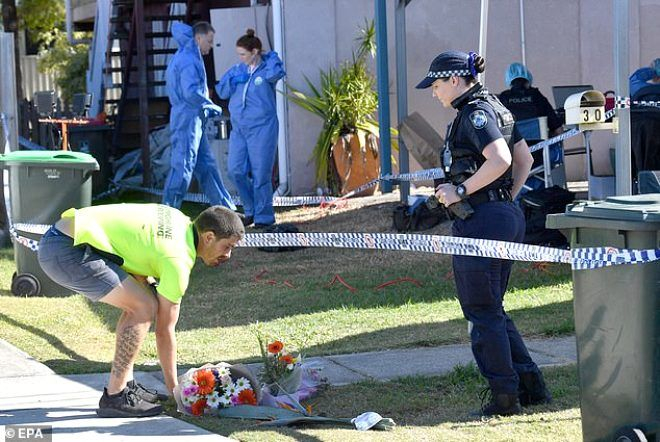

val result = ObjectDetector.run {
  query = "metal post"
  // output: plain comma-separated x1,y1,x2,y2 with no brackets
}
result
584,131,593,200
273,0,290,196
478,0,489,85
519,0,526,66
375,0,392,192
613,0,632,195
65,0,73,44
395,0,409,203
0,32,18,152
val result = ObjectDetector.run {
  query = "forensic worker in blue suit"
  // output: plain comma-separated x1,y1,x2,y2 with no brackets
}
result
163,21,236,210
216,29,285,228
629,58,660,99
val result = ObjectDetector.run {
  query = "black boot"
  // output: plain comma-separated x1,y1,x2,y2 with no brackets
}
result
477,388,522,417
518,371,552,406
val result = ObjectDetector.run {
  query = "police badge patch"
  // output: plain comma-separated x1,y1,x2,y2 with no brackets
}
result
469,110,488,129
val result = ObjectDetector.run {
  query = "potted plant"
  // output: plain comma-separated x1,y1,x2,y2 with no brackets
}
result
287,20,395,196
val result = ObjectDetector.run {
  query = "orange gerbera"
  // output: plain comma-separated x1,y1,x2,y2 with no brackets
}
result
279,354,294,365
267,340,284,354
193,369,216,395
191,398,207,416
237,388,257,405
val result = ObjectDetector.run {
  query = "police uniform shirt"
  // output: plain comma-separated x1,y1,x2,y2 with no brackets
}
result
498,86,562,132
454,100,522,155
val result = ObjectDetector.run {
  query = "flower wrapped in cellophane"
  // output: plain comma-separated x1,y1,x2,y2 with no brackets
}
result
257,336,325,409
173,362,260,416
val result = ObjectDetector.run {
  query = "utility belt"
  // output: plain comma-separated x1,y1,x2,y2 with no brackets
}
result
467,187,512,207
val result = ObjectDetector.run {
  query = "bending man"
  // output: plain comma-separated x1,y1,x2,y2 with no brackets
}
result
38,204,244,417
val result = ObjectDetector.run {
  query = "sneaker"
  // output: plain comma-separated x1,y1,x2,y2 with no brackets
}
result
518,371,552,406
475,387,522,417
127,379,169,403
96,387,162,418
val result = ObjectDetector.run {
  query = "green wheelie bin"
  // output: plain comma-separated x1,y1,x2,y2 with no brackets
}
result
0,150,99,296
546,194,660,442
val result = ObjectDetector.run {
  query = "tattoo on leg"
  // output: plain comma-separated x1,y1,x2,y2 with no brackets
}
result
110,324,145,378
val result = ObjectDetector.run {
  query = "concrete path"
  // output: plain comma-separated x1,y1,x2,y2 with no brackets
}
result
0,336,576,441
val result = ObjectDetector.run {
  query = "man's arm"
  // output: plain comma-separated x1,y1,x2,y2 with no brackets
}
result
180,64,213,109
154,293,181,395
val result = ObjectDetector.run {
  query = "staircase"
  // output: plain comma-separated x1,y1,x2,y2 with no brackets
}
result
102,0,209,187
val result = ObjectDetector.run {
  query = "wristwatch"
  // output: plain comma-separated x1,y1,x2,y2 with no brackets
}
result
455,184,468,200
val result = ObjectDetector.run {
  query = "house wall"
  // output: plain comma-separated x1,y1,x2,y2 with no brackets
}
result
277,0,660,194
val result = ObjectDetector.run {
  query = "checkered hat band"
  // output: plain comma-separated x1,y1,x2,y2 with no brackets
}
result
427,69,472,78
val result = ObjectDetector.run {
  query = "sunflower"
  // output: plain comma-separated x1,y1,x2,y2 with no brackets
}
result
267,340,284,354
193,369,216,395
237,389,257,405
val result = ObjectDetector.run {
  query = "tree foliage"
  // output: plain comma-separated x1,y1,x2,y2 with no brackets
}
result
18,0,88,105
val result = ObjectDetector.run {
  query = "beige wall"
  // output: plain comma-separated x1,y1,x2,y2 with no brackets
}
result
280,0,660,194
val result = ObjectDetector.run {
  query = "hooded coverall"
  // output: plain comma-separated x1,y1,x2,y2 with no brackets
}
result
216,51,285,225
163,22,235,210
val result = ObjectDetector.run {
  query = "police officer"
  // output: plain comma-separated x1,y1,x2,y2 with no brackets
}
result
499,63,563,178
416,51,551,416
499,63,563,137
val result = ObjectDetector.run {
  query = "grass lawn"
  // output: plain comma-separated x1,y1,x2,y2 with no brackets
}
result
0,191,578,440
164,364,582,442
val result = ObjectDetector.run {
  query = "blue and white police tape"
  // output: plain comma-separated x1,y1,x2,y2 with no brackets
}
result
615,96,660,109
11,223,659,271
110,168,448,207
239,231,660,270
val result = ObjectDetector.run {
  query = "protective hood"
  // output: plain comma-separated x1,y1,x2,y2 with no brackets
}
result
171,22,194,51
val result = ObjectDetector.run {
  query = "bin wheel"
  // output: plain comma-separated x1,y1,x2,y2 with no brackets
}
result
11,273,41,297
614,427,648,442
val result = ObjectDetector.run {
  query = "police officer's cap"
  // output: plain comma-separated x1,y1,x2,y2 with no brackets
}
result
416,50,478,89
505,62,533,87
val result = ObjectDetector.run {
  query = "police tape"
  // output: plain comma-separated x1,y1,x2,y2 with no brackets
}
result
108,167,448,207
615,96,660,109
10,223,660,271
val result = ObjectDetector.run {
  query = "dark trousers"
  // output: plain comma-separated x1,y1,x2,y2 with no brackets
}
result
452,201,540,394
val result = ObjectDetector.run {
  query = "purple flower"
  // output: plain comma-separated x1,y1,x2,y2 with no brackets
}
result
183,385,199,396
230,395,241,405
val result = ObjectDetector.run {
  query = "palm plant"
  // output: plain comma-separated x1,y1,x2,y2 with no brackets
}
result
287,20,394,191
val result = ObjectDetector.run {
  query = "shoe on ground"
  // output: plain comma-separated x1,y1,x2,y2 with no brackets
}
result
127,379,169,403
96,387,163,418
518,371,552,406
474,388,522,417
253,222,274,229
239,214,254,227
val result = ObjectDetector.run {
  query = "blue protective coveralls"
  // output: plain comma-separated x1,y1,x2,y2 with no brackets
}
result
163,22,236,210
629,65,659,99
446,85,543,395
216,51,285,225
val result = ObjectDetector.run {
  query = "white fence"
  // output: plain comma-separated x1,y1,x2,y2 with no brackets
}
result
19,54,60,102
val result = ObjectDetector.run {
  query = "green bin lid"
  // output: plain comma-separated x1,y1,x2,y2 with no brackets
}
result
0,150,99,169
565,194,660,222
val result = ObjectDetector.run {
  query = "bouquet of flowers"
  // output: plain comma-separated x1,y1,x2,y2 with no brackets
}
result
173,362,260,416
256,335,326,409
259,338,304,396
